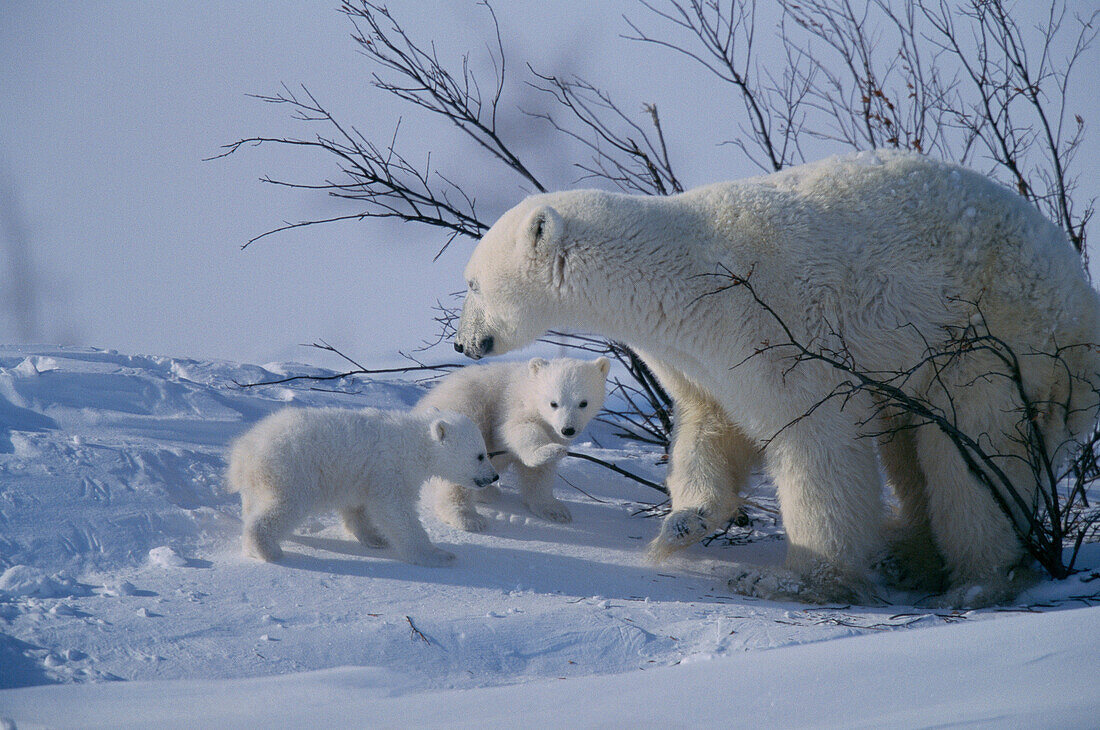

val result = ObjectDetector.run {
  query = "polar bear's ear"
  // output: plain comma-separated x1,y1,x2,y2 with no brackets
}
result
429,418,449,443
522,205,563,254
528,357,549,376
595,357,610,377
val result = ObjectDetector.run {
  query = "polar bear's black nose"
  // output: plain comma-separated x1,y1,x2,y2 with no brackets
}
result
453,341,464,353
561,426,576,437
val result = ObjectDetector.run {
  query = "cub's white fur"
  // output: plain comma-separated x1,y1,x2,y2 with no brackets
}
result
416,357,609,530
226,407,497,566
453,150,1100,606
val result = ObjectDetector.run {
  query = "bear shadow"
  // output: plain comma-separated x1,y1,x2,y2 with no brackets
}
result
273,539,732,605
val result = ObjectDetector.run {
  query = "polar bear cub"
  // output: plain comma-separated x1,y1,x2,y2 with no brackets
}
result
226,407,498,566
416,357,610,531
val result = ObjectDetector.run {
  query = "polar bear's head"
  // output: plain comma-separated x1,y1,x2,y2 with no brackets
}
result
427,412,499,489
454,200,568,359
527,356,610,440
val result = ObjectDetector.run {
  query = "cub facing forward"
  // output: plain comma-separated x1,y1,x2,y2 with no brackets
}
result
416,357,609,531
226,407,498,566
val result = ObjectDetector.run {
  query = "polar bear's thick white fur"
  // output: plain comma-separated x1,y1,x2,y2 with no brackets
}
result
226,407,498,566
415,357,610,530
452,150,1100,606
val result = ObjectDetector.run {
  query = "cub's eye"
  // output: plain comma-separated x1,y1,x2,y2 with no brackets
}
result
579,401,588,409
467,279,480,294
477,453,485,462
550,401,558,409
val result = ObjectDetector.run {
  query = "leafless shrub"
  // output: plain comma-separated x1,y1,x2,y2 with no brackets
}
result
628,0,1096,255
217,0,1097,527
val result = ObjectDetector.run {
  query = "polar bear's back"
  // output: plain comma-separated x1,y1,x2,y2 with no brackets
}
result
680,152,1089,343
695,151,1072,273
416,362,520,440
226,407,426,502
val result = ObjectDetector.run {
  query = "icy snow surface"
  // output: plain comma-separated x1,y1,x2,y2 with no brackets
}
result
0,345,1097,727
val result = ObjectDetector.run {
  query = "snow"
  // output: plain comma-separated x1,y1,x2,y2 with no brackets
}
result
0,344,1098,727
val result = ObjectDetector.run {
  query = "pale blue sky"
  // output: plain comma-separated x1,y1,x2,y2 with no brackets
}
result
1,1,1097,366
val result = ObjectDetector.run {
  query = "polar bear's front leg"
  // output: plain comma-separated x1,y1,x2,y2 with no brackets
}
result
371,488,455,567
340,505,389,548
500,419,566,468
429,477,489,532
747,415,883,603
242,499,305,562
647,390,759,562
515,461,572,523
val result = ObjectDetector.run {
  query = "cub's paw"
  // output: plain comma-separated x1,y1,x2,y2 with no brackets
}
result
406,548,457,568
443,509,489,533
350,527,389,549
646,508,709,562
527,499,573,524
243,533,283,563
532,444,568,467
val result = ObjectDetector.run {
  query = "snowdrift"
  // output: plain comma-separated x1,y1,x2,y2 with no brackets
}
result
0,345,1096,726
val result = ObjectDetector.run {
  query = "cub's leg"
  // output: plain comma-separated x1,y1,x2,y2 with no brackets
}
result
339,505,389,548
242,497,304,563
500,420,567,469
430,477,488,532
371,487,455,567
514,460,572,523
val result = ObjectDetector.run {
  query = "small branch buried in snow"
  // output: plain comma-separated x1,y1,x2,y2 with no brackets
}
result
406,615,431,644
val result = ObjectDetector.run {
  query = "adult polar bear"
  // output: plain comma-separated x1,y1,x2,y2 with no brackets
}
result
453,150,1100,606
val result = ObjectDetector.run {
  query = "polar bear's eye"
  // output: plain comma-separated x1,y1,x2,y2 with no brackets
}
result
477,453,485,462
467,279,480,294
550,401,558,409
579,401,588,409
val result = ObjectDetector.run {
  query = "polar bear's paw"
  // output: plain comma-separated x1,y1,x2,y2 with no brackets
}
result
728,564,875,605
726,566,806,602
345,521,389,549
444,508,489,533
243,531,283,563
928,566,1036,609
473,483,500,503
406,547,457,568
527,498,573,524
876,524,946,593
532,444,568,467
646,508,710,562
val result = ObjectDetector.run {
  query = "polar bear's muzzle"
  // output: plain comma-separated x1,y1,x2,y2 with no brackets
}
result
453,335,494,359
472,472,499,489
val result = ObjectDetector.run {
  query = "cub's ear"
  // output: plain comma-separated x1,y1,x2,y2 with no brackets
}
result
429,418,449,443
522,205,563,254
595,356,610,377
528,357,549,376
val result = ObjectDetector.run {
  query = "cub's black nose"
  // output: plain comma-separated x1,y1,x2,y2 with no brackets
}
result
453,342,464,353
561,426,576,437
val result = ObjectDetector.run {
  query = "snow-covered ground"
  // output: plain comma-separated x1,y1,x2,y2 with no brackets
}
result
1,344,1098,727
